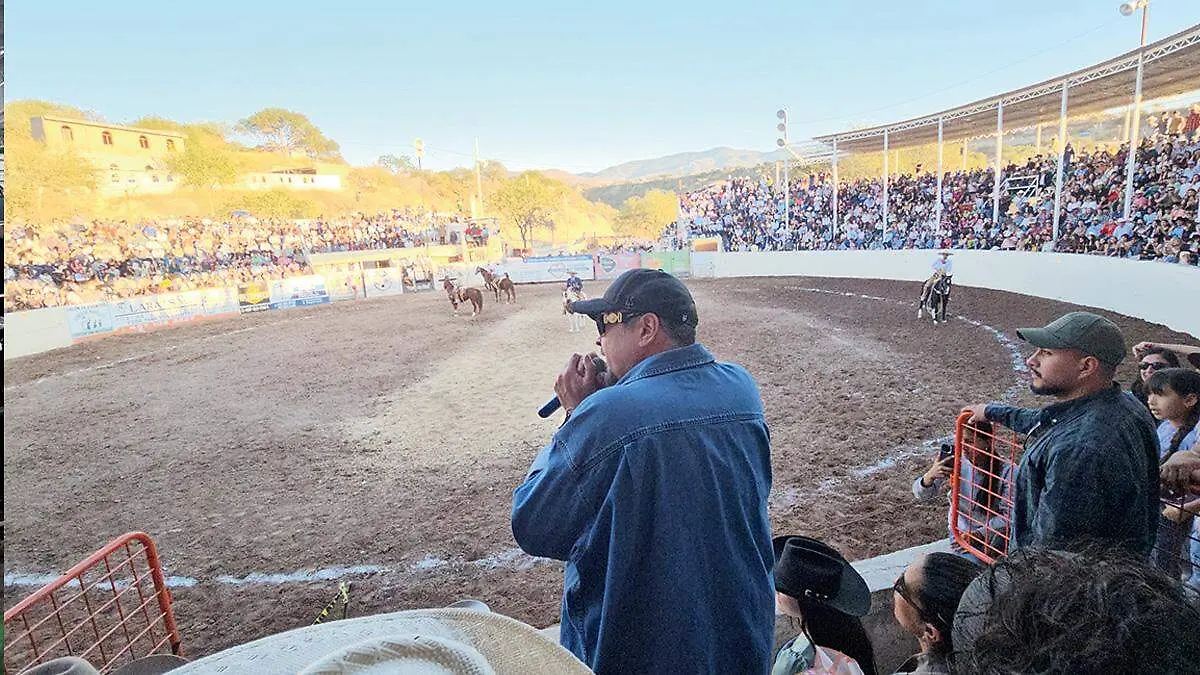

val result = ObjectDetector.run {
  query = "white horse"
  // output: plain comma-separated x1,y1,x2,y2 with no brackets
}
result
563,289,587,333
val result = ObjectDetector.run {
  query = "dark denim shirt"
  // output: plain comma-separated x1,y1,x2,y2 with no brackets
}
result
512,343,775,674
986,384,1159,556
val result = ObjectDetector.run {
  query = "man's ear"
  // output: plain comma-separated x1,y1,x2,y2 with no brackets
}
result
637,313,662,347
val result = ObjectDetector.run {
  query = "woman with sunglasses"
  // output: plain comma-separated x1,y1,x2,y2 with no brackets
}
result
1131,348,1182,409
891,552,981,674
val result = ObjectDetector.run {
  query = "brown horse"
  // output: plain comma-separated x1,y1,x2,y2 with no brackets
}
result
476,267,498,297
444,278,484,316
496,273,516,304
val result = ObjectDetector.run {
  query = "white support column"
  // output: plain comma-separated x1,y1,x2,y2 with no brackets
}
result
832,137,839,232
1123,50,1145,220
1052,82,1069,247
882,130,889,233
992,102,1004,228
935,118,944,233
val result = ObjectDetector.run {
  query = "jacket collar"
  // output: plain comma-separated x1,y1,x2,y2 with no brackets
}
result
617,343,715,386
1039,382,1122,424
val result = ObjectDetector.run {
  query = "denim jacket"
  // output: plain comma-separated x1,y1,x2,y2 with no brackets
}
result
986,384,1159,555
512,343,775,674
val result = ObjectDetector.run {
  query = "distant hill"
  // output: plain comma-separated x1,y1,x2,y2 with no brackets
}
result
579,147,790,184
584,164,778,208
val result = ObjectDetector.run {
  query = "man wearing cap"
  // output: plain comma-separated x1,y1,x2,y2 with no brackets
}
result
917,251,953,318
963,311,1159,556
511,268,775,674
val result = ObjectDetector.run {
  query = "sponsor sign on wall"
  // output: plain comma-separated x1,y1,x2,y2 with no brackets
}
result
239,281,272,313
363,267,406,298
268,275,332,310
592,252,642,280
66,303,116,338
640,250,691,277
504,255,596,284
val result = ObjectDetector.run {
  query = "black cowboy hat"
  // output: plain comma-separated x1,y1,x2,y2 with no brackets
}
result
772,535,870,617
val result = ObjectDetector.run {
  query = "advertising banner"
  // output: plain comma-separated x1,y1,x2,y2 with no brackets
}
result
363,267,406,298
592,252,642,280
504,255,596,284
66,303,116,339
322,267,365,302
640,250,692,277
199,287,240,316
268,275,332,310
238,280,272,314
109,291,210,330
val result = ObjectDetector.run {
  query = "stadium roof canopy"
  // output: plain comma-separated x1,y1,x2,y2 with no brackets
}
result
815,23,1200,153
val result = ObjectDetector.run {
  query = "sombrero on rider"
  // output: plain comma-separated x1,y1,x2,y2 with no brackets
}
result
772,535,870,617
569,268,697,328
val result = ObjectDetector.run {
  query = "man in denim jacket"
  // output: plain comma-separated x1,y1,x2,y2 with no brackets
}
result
963,311,1159,556
512,269,775,674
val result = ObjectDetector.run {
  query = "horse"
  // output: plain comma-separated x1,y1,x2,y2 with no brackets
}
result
496,274,516,304
476,267,498,297
919,273,952,325
444,278,485,317
563,289,586,332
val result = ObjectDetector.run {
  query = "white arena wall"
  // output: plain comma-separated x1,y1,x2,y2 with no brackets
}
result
692,250,1198,338
4,251,1196,361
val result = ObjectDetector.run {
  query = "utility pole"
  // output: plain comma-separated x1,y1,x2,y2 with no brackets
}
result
414,138,424,171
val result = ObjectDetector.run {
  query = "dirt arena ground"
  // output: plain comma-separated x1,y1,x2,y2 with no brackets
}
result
4,276,1194,660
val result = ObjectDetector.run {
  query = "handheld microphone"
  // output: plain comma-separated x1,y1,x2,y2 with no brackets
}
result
538,357,607,418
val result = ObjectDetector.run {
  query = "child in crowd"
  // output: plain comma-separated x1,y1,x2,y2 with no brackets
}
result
1146,368,1200,589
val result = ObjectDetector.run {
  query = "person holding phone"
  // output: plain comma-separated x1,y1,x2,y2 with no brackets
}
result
913,422,1013,563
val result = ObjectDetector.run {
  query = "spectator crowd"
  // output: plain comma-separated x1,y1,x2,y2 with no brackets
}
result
3,209,479,311
681,107,1200,264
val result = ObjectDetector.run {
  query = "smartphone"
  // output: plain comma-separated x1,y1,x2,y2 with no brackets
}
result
938,443,955,463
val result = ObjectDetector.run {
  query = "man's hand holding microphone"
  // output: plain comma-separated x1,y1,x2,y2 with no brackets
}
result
538,353,613,419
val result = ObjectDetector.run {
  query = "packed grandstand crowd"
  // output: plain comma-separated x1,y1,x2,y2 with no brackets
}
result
2,209,481,311
681,110,1200,263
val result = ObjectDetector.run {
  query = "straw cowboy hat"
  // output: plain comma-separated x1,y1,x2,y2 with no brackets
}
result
773,535,870,617
169,608,590,675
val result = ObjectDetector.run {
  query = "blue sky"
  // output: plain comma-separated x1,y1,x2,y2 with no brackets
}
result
8,1,1199,172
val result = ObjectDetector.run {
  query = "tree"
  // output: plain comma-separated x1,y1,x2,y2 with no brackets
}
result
166,136,240,190
4,133,97,218
236,108,341,158
377,154,414,174
614,190,679,240
491,172,565,249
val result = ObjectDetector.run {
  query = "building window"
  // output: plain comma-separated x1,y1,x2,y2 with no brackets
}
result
110,164,120,183
152,175,160,183
139,135,150,149
102,131,113,145
167,175,174,182
61,126,74,141
145,165,154,172
166,139,176,152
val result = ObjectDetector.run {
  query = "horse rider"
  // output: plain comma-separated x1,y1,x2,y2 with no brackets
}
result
565,270,584,296
564,271,586,332
918,250,953,314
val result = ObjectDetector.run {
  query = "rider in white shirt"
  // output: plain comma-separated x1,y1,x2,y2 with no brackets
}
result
919,251,953,314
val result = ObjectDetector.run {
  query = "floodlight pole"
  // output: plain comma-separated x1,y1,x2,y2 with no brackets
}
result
992,102,1004,229
1053,83,1069,247
1122,2,1148,221
935,118,944,233
882,130,889,233
832,137,840,233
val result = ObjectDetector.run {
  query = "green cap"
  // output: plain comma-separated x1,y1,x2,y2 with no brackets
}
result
1016,311,1126,367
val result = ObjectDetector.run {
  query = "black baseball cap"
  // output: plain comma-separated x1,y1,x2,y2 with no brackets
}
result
570,268,698,327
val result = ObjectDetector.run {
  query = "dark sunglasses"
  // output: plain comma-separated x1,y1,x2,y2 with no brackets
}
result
594,312,644,337
1139,361,1168,371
